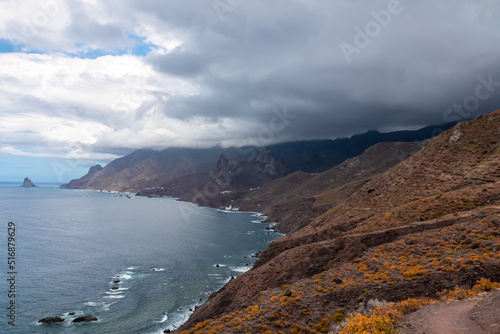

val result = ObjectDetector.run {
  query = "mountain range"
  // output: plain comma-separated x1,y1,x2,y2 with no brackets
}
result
61,122,455,200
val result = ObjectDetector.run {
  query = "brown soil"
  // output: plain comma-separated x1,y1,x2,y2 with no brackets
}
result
400,290,500,334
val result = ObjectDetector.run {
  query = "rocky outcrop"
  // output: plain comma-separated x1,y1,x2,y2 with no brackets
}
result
38,316,64,324
87,164,103,176
72,315,98,323
20,177,36,187
255,147,287,177
212,153,232,190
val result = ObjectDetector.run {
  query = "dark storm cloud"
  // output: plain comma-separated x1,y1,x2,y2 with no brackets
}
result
147,51,207,77
2,0,500,161
123,0,500,142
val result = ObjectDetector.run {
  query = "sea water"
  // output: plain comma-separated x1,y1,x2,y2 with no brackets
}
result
0,183,279,334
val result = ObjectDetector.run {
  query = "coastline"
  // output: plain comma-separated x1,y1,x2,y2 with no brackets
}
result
59,186,284,332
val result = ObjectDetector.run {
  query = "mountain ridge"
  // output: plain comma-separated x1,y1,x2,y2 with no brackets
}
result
61,122,455,197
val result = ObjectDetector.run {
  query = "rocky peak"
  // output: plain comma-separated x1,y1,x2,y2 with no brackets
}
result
255,148,287,177
212,153,232,189
21,177,36,188
87,164,103,176
215,153,230,171
255,147,274,165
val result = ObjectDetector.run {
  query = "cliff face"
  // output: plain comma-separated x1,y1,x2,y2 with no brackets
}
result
177,110,500,333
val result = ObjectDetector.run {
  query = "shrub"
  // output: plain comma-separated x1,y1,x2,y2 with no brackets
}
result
333,308,345,323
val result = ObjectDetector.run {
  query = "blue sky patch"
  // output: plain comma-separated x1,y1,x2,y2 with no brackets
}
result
0,39,19,53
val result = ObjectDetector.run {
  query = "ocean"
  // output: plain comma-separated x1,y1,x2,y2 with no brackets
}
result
0,183,279,334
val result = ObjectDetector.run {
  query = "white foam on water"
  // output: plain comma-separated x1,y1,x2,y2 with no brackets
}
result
103,294,125,299
167,308,196,331
157,314,169,323
151,268,165,272
127,266,136,270
84,301,101,307
102,301,117,311
218,277,231,284
230,266,251,273
115,274,132,280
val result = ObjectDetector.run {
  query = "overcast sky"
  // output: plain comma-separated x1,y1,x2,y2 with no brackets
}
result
1,0,500,182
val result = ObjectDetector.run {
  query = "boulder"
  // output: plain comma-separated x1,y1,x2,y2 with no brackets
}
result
72,315,98,323
38,316,64,324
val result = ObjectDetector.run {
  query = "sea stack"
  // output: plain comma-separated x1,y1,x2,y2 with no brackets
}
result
21,177,36,188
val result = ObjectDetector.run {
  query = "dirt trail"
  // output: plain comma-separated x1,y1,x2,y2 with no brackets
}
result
400,290,500,334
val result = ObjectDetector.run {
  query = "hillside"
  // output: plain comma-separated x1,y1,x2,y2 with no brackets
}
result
175,110,500,334
234,141,428,233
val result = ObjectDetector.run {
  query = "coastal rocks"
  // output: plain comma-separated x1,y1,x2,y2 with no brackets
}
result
72,315,98,323
21,177,36,187
39,314,98,325
38,316,64,324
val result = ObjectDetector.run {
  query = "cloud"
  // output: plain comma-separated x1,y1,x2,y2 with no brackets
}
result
146,50,207,77
0,0,499,167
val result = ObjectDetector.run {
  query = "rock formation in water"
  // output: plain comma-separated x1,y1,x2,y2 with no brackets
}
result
38,316,64,324
71,315,98,323
20,177,36,187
